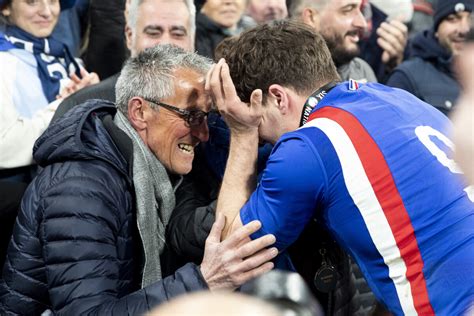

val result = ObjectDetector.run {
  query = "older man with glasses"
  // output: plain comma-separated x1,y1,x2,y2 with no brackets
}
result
0,44,278,315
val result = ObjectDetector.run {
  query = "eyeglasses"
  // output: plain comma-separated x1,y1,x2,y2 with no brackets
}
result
145,98,211,127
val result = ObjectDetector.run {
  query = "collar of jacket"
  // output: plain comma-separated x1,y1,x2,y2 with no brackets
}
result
102,114,134,183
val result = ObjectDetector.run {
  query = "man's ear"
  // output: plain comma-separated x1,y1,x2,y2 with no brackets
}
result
302,7,320,30
1,7,11,16
268,84,290,115
125,25,133,51
127,97,148,131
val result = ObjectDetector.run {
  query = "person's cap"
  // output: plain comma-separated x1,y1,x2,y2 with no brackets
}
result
434,0,474,30
0,0,76,11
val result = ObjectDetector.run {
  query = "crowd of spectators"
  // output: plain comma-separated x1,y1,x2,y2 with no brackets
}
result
0,0,473,315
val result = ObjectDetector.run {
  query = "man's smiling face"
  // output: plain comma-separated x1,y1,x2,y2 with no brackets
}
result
144,67,211,175
127,0,193,56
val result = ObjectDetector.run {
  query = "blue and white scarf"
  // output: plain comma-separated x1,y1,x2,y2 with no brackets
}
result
0,26,81,102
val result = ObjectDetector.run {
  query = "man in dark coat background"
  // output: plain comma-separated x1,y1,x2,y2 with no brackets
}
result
387,0,473,116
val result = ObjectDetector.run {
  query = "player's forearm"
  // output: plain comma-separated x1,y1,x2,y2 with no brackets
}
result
217,129,259,239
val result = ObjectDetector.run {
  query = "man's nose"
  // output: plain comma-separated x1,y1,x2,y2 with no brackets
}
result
191,120,210,143
460,15,472,35
353,9,368,30
38,0,54,18
157,33,171,45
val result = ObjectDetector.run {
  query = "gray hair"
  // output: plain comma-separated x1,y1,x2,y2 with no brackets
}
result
287,0,330,18
128,0,196,38
115,44,212,115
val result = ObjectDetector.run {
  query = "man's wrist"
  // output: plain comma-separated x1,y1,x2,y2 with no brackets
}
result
230,126,259,138
198,264,212,290
229,128,259,156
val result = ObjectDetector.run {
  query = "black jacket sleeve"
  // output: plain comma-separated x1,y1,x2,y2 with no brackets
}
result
38,169,208,315
166,175,216,264
83,0,128,79
166,145,221,264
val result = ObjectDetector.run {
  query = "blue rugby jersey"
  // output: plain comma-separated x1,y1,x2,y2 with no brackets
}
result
240,82,474,315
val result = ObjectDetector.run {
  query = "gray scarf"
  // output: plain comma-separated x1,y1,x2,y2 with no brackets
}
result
114,111,177,287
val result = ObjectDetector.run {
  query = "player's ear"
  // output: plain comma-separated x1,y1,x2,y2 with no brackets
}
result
268,84,290,115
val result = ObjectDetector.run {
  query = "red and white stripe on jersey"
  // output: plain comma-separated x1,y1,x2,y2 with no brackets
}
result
303,106,435,315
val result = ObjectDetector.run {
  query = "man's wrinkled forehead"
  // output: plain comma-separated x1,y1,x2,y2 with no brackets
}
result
137,0,192,26
140,0,191,21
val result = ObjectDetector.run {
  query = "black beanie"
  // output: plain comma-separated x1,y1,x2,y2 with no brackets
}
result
434,0,474,30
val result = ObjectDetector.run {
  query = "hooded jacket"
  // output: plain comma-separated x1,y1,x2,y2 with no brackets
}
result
0,100,207,315
386,29,460,115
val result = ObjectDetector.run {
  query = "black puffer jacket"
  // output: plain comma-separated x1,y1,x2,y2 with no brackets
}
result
0,100,208,315
386,29,460,115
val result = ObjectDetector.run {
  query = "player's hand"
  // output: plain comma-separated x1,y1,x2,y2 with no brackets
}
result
206,58,263,136
376,20,408,69
200,213,277,291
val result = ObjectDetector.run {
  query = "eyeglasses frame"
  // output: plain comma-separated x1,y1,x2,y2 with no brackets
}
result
144,98,212,127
